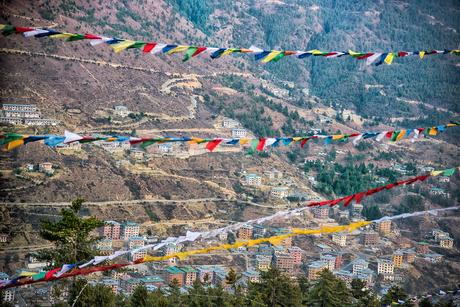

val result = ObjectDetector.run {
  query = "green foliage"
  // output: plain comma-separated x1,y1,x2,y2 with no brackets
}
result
38,198,104,266
167,0,213,33
397,195,425,214
130,285,148,307
361,205,383,221
247,267,302,307
68,279,116,307
306,269,351,307
381,285,413,307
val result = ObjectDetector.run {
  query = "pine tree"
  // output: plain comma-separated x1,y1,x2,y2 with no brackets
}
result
68,279,116,307
381,286,413,307
306,269,352,307
38,198,104,266
130,285,148,307
247,267,302,307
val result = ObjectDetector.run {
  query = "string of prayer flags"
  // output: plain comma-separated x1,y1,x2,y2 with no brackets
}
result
1,121,458,152
2,24,460,66
2,206,458,289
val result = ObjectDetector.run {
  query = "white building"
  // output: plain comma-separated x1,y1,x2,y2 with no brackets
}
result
377,259,394,275
222,117,240,128
271,187,289,199
245,173,262,186
352,259,369,275
332,233,347,247
232,128,247,138
114,105,130,117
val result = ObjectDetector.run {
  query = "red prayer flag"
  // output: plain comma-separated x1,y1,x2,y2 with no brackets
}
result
256,138,267,151
143,43,157,52
398,52,409,57
205,139,223,152
84,34,102,39
45,268,61,280
15,27,34,33
357,53,374,59
192,46,207,57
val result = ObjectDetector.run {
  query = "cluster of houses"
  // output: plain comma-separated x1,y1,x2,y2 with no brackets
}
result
0,103,59,126
242,169,294,200
25,162,55,175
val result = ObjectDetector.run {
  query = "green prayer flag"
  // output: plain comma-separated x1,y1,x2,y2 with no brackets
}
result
0,133,23,146
127,41,147,49
442,168,455,177
66,34,85,41
32,271,46,281
183,47,198,62
2,25,15,36
391,131,400,142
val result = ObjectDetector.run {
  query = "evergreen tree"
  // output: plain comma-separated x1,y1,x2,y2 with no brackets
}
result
130,285,148,307
381,286,413,307
247,267,302,307
306,269,352,307
38,198,103,266
68,279,116,307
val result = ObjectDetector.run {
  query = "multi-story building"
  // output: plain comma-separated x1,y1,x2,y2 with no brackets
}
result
378,220,392,235
1,103,59,126
320,254,336,271
241,270,260,284
424,253,443,263
238,225,253,240
0,234,8,243
352,203,363,216
121,222,140,239
181,266,198,286
440,237,453,249
335,270,354,286
196,265,226,284
140,276,165,289
433,229,450,242
102,221,121,239
308,261,328,281
332,233,347,247
128,236,146,261
222,117,240,128
313,207,329,219
288,246,303,265
377,259,394,275
416,242,430,254
164,266,185,287
120,277,142,296
273,251,295,274
272,228,292,248
100,278,119,294
23,118,59,126
255,255,272,271
270,187,289,199
96,238,113,255
363,231,379,246
2,103,38,112
38,162,53,174
232,128,247,138
403,249,416,263
352,259,369,275
113,105,130,117
245,174,262,186
392,251,404,268
0,273,14,303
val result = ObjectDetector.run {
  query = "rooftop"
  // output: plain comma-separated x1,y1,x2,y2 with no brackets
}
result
141,276,164,283
166,266,184,274
180,266,198,273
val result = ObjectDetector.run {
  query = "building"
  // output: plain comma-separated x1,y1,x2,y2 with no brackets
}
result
439,237,454,249
0,273,14,303
288,247,303,265
429,187,449,198
423,253,443,263
273,252,295,274
140,276,165,289
128,236,146,261
352,203,363,216
0,234,8,243
121,222,140,239
320,254,336,271
270,187,289,199
96,238,113,255
377,259,394,275
114,105,130,117
272,228,292,248
164,266,185,287
38,162,53,174
402,249,416,263
352,259,369,275
245,174,262,186
120,277,142,296
392,251,404,268
102,221,121,240
2,103,38,112
416,242,430,254
313,207,329,219
196,265,225,284
308,261,328,281
265,169,283,180
238,225,253,240
332,233,347,247
241,270,260,284
363,231,379,246
222,117,240,128
335,270,354,286
97,141,130,152
129,149,145,161
181,266,198,286
1,103,59,126
378,220,392,235
100,278,119,294
232,128,247,138
433,229,450,242
24,118,59,126
26,253,50,269
255,255,272,271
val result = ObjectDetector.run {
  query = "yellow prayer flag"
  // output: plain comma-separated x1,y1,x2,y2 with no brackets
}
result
49,33,74,39
239,139,250,145
429,128,438,136
261,51,282,63
0,24,5,30
221,48,236,56
307,49,323,55
348,50,361,57
395,129,406,141
110,40,136,53
5,139,25,151
166,45,189,55
332,135,344,141
384,53,395,65
430,170,443,176
419,51,425,59
292,137,303,142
